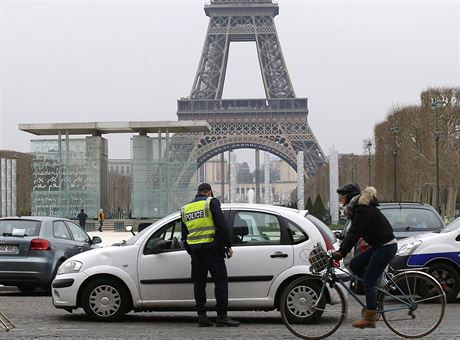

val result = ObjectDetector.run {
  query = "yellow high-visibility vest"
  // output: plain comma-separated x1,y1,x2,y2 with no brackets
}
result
181,197,215,245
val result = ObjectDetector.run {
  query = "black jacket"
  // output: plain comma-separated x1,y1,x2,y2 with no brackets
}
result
339,187,395,257
181,195,232,253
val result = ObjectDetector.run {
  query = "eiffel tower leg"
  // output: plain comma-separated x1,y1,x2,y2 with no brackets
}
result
191,17,230,99
297,152,305,209
254,16,295,98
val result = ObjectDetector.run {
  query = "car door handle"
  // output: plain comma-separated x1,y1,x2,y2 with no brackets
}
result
270,252,288,258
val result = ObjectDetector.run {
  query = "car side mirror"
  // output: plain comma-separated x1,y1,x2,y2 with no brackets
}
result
92,236,102,245
151,240,170,254
125,225,135,236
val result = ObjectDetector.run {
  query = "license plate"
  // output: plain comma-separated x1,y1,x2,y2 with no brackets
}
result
0,244,19,255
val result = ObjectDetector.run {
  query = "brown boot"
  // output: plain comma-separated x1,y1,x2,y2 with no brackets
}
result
352,309,376,329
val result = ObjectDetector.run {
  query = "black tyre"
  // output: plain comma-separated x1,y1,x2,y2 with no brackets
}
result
17,284,37,293
428,263,460,303
81,278,131,321
379,271,446,338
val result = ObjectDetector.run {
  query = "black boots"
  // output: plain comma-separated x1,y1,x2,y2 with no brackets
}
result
215,316,240,327
198,315,213,327
197,315,240,327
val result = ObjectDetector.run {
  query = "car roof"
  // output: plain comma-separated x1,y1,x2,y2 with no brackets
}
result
378,202,436,210
0,216,70,222
221,203,300,212
220,203,306,217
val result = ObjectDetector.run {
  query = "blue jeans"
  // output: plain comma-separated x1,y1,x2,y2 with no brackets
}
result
349,242,397,309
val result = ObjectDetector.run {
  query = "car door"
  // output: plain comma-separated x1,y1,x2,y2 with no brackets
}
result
225,209,293,299
137,218,194,304
52,220,81,259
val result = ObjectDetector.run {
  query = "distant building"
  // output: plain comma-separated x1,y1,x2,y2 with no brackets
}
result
109,159,132,177
0,150,32,217
200,154,297,206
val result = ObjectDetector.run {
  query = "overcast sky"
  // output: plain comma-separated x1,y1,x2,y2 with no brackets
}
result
1,0,459,167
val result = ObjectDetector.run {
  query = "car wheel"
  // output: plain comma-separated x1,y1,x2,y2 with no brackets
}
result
280,278,325,324
428,263,460,303
81,278,131,321
17,284,37,293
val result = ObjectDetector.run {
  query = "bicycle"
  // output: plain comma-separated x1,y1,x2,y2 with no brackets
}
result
281,244,446,339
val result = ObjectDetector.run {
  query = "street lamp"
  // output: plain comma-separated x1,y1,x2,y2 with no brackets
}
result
389,125,399,201
364,139,373,186
431,99,446,213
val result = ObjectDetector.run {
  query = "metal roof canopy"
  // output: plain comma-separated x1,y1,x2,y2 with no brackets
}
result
19,121,210,136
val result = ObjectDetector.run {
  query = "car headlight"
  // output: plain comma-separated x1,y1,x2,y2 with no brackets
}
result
57,260,82,275
397,240,422,256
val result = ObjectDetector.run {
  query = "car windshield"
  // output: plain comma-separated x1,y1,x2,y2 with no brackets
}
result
380,208,443,232
124,220,160,245
441,217,460,233
0,220,41,236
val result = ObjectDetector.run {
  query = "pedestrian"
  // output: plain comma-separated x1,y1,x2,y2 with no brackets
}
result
77,209,88,230
181,183,240,328
332,183,397,329
97,209,105,232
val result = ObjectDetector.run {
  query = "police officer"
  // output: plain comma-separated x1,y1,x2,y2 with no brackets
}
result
181,183,240,328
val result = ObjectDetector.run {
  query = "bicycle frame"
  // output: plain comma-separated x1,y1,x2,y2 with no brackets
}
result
314,262,419,314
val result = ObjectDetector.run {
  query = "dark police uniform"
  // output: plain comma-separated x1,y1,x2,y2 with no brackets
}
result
181,193,232,320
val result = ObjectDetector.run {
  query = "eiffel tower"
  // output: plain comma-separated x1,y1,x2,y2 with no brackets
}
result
174,0,324,200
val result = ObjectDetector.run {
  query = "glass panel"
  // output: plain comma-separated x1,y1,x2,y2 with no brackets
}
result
132,134,197,219
380,208,443,232
66,221,90,242
53,221,72,240
143,219,183,254
0,220,41,236
31,138,102,218
233,211,281,245
286,220,307,244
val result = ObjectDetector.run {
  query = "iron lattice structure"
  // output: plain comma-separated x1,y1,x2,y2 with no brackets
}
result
174,0,324,187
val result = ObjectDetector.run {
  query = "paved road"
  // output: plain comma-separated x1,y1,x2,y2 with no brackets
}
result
1,290,459,340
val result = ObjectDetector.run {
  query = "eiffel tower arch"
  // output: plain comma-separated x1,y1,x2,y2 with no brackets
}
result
174,0,324,201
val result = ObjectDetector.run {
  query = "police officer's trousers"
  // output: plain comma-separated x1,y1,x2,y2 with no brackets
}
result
190,246,228,317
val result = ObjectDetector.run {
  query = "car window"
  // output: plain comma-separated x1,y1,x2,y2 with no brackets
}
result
232,211,281,245
285,220,308,244
441,217,460,233
66,221,90,242
53,221,72,240
0,220,41,236
143,219,183,255
380,208,443,232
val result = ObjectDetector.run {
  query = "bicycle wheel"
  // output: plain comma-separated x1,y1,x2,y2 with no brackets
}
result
379,271,446,338
281,277,347,339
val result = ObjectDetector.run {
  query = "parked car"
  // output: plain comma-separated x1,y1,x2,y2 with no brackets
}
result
336,202,444,293
338,202,444,242
389,217,460,302
0,216,102,293
52,204,344,321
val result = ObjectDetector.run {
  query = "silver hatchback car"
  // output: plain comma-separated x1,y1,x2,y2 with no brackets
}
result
0,216,101,292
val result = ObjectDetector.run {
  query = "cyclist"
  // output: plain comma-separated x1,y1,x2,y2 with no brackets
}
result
333,183,397,329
